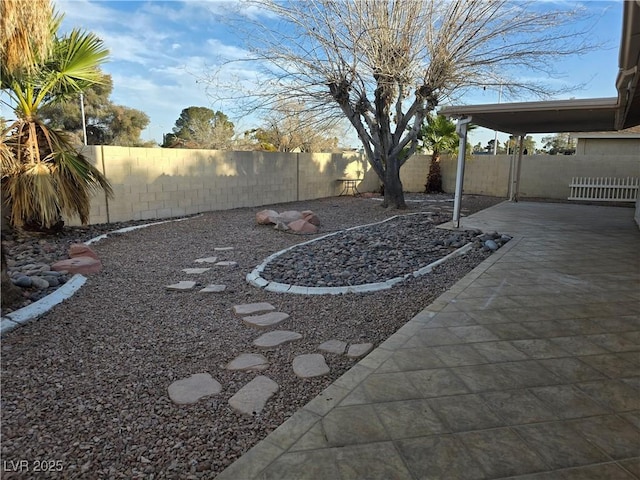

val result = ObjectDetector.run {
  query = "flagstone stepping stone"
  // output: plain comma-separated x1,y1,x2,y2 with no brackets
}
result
216,261,237,267
166,281,197,291
318,339,348,355
199,284,226,293
228,375,278,415
293,354,330,378
182,267,210,274
226,353,269,371
194,256,218,263
214,247,234,251
233,302,276,315
167,373,222,404
346,343,374,359
243,312,290,329
253,330,302,349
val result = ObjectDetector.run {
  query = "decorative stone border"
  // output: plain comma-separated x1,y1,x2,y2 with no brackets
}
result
246,212,476,295
1,215,200,336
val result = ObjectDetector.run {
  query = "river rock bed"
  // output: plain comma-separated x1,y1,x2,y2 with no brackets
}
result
261,213,511,287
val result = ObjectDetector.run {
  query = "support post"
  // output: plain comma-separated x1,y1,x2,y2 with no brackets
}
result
452,117,472,228
509,135,525,202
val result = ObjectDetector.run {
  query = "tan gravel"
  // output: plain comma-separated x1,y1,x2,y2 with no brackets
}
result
1,193,503,479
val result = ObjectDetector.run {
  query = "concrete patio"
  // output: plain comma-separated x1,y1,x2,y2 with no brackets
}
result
215,201,640,480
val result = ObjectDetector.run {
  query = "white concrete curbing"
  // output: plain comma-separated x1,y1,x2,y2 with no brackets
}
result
2,215,201,336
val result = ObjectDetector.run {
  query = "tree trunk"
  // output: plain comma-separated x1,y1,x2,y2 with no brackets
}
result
381,159,407,209
424,152,443,193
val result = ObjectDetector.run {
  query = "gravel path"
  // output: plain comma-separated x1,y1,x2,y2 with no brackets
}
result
1,193,504,479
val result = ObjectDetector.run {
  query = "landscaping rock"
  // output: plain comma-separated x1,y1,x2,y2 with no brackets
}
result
226,353,269,372
69,244,100,260
51,256,102,275
233,302,276,315
287,219,318,234
346,343,374,358
318,339,347,355
292,354,330,378
167,373,222,405
228,376,278,415
182,267,210,274
242,312,290,329
199,284,226,293
276,211,304,223
302,211,321,226
166,281,197,291
253,330,302,349
256,209,279,225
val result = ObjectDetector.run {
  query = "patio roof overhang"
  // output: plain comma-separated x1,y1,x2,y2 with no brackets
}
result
438,0,640,134
438,97,620,136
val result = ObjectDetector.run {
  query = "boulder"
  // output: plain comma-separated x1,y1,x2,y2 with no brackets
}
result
69,243,100,260
273,221,290,231
302,211,321,226
256,209,279,225
276,210,304,223
51,256,102,275
288,219,318,234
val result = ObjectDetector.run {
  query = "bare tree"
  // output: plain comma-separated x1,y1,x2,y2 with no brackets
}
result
213,0,598,208
254,100,340,152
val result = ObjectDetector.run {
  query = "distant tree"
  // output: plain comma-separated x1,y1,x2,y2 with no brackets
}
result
541,133,575,155
472,142,483,154
164,107,234,149
39,73,152,146
486,139,501,154
250,100,341,152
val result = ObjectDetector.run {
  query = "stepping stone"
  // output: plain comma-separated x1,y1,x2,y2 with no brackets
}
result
233,302,276,315
318,339,348,355
214,247,234,251
293,354,330,378
194,256,218,263
166,281,197,291
182,267,210,274
167,373,222,404
346,343,374,359
226,353,269,371
253,330,303,349
215,261,237,267
228,375,278,415
243,312,290,329
199,284,226,293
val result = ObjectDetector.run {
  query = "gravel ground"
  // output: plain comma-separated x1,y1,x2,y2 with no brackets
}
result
1,193,504,479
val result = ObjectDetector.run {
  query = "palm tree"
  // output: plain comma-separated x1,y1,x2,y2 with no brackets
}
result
419,114,458,193
419,114,477,193
1,14,113,231
1,0,55,308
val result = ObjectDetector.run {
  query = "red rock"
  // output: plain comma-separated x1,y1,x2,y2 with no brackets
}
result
69,243,99,260
51,256,102,275
276,210,304,223
302,212,321,226
256,209,279,225
287,219,318,234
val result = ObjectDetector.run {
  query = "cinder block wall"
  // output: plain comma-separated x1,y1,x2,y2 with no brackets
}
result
66,147,639,225
439,154,640,200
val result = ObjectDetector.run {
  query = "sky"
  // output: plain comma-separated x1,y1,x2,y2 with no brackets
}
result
11,1,627,149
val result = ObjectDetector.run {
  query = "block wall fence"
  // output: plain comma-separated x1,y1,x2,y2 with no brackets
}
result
70,145,639,225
